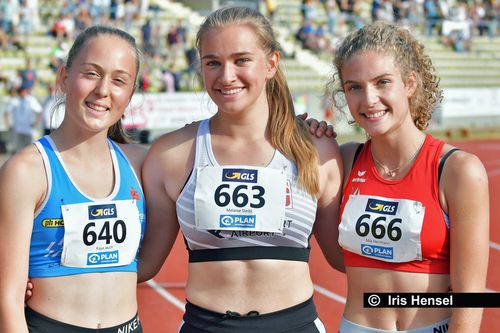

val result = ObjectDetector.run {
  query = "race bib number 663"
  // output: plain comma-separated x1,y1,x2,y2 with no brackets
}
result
194,166,286,233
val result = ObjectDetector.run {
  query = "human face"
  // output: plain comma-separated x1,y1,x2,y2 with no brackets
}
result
200,24,278,116
60,35,137,133
341,51,416,137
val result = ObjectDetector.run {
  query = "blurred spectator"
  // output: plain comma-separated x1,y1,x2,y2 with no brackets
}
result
185,44,200,75
0,0,19,35
175,19,187,46
141,18,153,53
322,0,338,35
5,82,42,153
377,0,395,22
74,6,92,33
18,0,38,36
124,0,139,31
50,13,68,42
296,18,315,49
90,0,111,25
442,29,471,52
138,67,151,92
166,25,179,49
424,0,441,35
20,58,37,92
301,0,318,21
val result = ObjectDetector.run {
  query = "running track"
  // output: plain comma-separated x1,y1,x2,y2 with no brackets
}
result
137,139,500,332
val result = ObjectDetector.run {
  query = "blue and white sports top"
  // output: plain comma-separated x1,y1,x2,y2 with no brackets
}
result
29,136,146,277
176,119,318,263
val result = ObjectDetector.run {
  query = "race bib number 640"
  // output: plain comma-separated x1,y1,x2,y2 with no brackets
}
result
61,200,141,268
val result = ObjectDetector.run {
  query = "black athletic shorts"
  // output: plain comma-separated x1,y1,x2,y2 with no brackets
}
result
179,297,326,333
25,306,142,333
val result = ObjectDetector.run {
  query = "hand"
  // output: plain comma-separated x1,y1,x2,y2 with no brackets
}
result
25,280,33,305
298,112,337,139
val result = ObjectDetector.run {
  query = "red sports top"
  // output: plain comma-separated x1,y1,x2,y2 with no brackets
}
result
339,135,450,274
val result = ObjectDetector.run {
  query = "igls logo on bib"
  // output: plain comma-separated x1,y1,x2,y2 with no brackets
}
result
88,204,117,220
222,168,258,183
365,199,398,215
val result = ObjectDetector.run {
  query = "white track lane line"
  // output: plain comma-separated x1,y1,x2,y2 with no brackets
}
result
490,241,500,251
313,284,346,304
146,279,186,311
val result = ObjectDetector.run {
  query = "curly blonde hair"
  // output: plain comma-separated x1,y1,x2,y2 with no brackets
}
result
330,22,442,130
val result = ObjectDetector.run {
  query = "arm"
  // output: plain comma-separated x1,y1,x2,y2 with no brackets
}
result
0,149,45,333
312,136,345,272
441,150,489,332
137,139,180,282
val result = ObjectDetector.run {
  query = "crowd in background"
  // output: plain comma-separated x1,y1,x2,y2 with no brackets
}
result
293,0,499,55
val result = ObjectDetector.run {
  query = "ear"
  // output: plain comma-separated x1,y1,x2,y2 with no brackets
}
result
265,51,280,80
405,71,417,98
56,66,69,94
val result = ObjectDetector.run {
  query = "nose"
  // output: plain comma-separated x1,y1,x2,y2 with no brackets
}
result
363,85,379,107
220,63,236,85
93,78,110,97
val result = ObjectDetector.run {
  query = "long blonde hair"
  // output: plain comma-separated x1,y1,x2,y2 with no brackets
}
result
196,6,319,196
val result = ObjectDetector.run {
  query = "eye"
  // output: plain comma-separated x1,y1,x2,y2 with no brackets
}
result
205,60,220,67
378,79,390,86
84,71,99,78
236,58,251,65
113,77,128,85
345,84,360,92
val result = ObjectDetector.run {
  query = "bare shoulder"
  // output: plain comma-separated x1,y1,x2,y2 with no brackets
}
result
440,144,488,184
0,145,46,210
147,121,199,164
150,121,199,152
143,122,200,197
439,144,488,214
0,145,45,182
311,136,341,163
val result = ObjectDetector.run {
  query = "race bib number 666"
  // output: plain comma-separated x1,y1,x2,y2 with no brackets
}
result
339,194,425,263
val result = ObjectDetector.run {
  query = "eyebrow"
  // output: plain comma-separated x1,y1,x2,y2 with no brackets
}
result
201,52,253,60
343,73,393,85
82,62,133,78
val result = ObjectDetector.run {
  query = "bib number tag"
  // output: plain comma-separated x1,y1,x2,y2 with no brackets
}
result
339,195,425,263
61,200,141,268
194,166,286,232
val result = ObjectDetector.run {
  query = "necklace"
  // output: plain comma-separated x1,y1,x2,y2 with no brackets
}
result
371,137,426,178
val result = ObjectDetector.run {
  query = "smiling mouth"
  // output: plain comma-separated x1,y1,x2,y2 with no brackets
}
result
365,110,387,118
86,102,109,112
220,88,243,95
